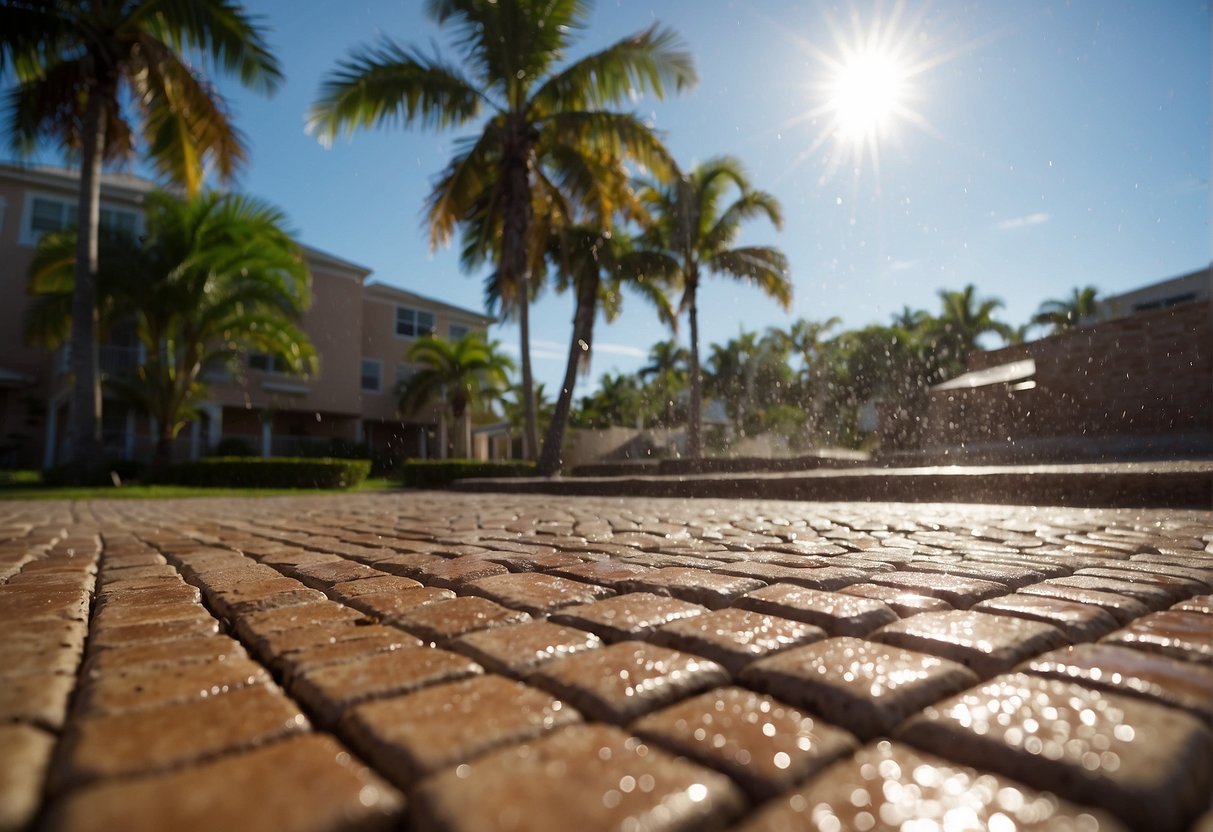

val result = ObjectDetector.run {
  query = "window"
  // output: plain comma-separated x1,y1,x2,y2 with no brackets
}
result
248,352,289,373
21,194,139,245
449,323,470,340
361,358,382,392
395,306,435,338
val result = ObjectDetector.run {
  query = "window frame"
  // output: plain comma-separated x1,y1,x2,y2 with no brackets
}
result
394,305,436,339
360,357,383,393
19,190,142,247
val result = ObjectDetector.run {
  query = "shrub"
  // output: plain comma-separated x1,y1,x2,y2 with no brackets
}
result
212,437,256,457
398,459,537,488
41,459,147,487
154,457,370,489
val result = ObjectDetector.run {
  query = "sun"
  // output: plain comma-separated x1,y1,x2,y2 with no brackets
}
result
778,3,941,183
828,49,908,143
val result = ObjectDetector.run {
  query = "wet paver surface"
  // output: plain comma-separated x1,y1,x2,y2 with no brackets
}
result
1,492,1211,832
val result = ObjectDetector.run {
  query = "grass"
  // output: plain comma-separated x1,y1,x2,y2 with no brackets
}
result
0,475,397,501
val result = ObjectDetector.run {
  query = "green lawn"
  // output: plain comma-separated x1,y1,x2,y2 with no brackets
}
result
0,475,397,501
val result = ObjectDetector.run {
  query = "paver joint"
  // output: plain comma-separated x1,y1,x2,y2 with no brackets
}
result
0,492,1210,831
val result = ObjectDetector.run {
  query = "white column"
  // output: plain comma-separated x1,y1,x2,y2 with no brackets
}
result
354,419,365,443
418,426,427,459
261,414,272,458
206,404,222,450
189,419,202,460
438,413,448,460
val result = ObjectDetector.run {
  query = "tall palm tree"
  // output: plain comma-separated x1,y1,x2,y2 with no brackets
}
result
1032,285,1100,334
398,333,514,460
932,284,1014,378
2,0,282,473
26,191,316,466
308,0,696,461
635,156,791,458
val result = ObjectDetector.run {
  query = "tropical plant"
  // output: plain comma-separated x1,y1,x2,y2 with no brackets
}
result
2,0,282,473
25,191,316,466
634,156,791,458
308,0,696,461
929,284,1014,378
704,329,793,438
397,333,515,460
1032,285,1099,334
637,338,690,428
572,371,645,429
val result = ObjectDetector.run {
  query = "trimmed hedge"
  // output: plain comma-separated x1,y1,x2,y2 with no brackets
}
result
154,457,371,489
398,459,537,489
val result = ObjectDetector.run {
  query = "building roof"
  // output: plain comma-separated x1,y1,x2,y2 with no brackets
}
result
933,358,1036,391
364,281,495,325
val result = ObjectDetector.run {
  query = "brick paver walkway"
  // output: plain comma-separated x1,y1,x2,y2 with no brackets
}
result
2,493,1211,832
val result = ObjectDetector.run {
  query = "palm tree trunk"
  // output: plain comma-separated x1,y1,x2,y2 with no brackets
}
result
538,273,598,476
686,280,703,459
500,119,538,460
67,89,109,476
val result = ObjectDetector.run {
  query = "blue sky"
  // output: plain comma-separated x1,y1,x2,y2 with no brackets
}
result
24,0,1212,395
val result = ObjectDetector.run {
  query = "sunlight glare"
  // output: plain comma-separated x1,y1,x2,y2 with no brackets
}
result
829,49,907,142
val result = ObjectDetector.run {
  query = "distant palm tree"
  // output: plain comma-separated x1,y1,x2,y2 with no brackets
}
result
637,338,690,427
308,0,695,461
2,0,282,472
634,156,791,458
1032,285,1100,334
932,284,1014,377
398,334,514,460
26,191,315,466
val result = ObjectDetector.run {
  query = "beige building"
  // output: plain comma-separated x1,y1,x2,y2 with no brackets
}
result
0,163,493,469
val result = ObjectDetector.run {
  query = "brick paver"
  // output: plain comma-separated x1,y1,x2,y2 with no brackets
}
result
1,493,1209,831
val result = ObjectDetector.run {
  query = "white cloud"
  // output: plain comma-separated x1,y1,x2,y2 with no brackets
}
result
995,212,1051,231
502,338,645,361
886,258,915,272
590,342,647,358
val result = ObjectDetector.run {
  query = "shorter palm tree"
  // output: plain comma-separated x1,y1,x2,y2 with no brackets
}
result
398,334,514,460
931,284,1014,378
1032,286,1100,334
26,191,316,466
635,156,791,458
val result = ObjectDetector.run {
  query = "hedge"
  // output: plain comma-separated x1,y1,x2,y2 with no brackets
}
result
154,457,371,489
398,459,537,488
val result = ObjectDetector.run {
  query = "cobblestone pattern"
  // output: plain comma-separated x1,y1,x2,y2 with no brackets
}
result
1,494,1211,832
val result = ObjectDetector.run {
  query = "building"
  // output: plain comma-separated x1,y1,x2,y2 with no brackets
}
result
906,267,1213,461
0,163,494,469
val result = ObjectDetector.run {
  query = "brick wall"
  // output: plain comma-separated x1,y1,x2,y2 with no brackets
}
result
919,299,1212,455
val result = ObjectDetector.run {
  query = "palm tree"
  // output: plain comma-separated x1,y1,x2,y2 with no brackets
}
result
931,284,1014,378
397,333,514,460
308,0,696,461
635,156,791,458
2,0,282,473
638,338,690,428
26,191,316,466
1032,285,1100,334
535,223,675,475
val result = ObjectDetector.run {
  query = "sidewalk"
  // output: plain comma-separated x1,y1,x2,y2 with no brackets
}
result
2,492,1211,831
455,460,1213,508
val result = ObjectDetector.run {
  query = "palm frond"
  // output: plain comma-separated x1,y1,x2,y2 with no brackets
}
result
133,0,283,93
133,37,247,192
529,23,696,117
705,246,792,310
308,38,486,146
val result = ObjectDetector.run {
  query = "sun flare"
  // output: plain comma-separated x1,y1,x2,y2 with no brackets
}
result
828,49,907,142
